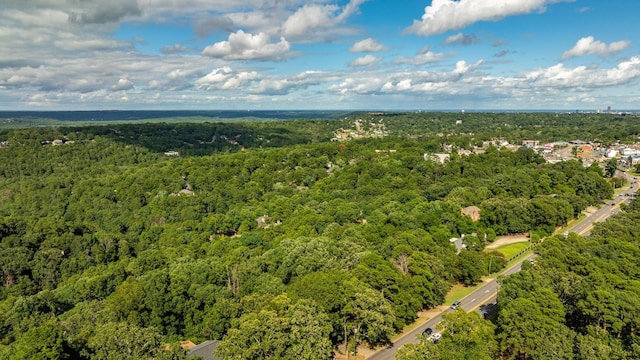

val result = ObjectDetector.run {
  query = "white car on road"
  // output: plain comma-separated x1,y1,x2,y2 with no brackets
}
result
429,333,442,343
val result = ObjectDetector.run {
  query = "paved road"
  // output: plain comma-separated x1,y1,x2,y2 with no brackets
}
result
568,171,638,236
369,172,639,360
368,255,535,360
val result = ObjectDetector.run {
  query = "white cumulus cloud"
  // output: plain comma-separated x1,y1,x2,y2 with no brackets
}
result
331,59,484,97
111,78,134,91
394,46,450,65
561,36,631,59
525,56,640,88
196,67,259,90
202,30,291,61
406,0,570,36
350,38,388,53
281,0,364,41
349,55,381,67
251,71,338,95
329,77,385,95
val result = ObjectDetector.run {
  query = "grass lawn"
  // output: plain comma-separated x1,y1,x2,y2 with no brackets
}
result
491,241,531,260
444,283,479,304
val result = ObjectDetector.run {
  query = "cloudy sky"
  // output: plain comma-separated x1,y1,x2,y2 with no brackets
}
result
1,0,639,111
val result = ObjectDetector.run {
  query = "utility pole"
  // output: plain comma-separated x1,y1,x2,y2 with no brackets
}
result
488,255,499,275
353,326,358,359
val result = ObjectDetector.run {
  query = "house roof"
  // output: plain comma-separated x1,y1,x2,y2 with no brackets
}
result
461,205,480,213
460,206,481,221
186,340,220,360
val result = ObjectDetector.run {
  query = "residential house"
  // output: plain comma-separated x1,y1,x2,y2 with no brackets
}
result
460,206,481,222
187,340,221,360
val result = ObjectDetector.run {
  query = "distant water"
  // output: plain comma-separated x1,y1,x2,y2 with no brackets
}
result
0,110,359,122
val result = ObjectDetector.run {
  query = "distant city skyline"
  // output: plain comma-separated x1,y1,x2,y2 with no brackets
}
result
1,0,639,111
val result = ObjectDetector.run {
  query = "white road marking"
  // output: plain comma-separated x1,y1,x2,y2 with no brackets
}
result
471,298,476,302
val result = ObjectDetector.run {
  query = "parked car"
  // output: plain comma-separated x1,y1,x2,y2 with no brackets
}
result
429,333,442,343
423,327,433,335
451,300,461,310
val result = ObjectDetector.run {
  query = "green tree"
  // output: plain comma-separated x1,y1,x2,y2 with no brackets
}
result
605,158,618,178
288,270,348,343
9,317,71,360
215,294,333,360
497,297,573,359
454,250,484,285
271,236,342,284
87,322,171,360
571,146,578,158
105,278,145,323
341,281,395,357
351,253,418,329
574,326,627,360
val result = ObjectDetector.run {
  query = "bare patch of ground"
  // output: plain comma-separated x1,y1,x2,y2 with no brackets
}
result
583,206,598,216
485,234,529,249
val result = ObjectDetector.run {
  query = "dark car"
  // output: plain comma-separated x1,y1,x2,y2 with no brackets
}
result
423,327,433,335
451,300,461,310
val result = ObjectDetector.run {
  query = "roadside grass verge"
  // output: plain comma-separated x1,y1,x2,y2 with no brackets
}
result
482,248,534,281
444,283,478,304
560,214,586,233
505,249,534,268
491,241,530,259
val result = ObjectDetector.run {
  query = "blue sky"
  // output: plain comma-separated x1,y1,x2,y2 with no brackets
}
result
1,0,639,111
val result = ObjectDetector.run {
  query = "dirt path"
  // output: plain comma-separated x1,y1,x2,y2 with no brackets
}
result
485,234,529,249
583,206,598,216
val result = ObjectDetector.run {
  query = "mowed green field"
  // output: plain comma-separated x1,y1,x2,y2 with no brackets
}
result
491,241,531,259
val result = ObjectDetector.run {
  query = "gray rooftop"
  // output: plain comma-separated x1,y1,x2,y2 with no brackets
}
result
186,340,220,360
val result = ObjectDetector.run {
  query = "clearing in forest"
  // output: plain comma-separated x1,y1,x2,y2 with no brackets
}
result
484,234,529,249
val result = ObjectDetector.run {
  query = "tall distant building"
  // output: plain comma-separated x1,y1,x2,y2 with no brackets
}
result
607,105,612,113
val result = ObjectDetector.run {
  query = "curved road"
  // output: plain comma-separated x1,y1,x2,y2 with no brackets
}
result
368,172,639,360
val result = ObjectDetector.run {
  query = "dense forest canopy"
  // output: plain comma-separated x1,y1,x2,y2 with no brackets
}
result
0,112,637,359
2,111,640,145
